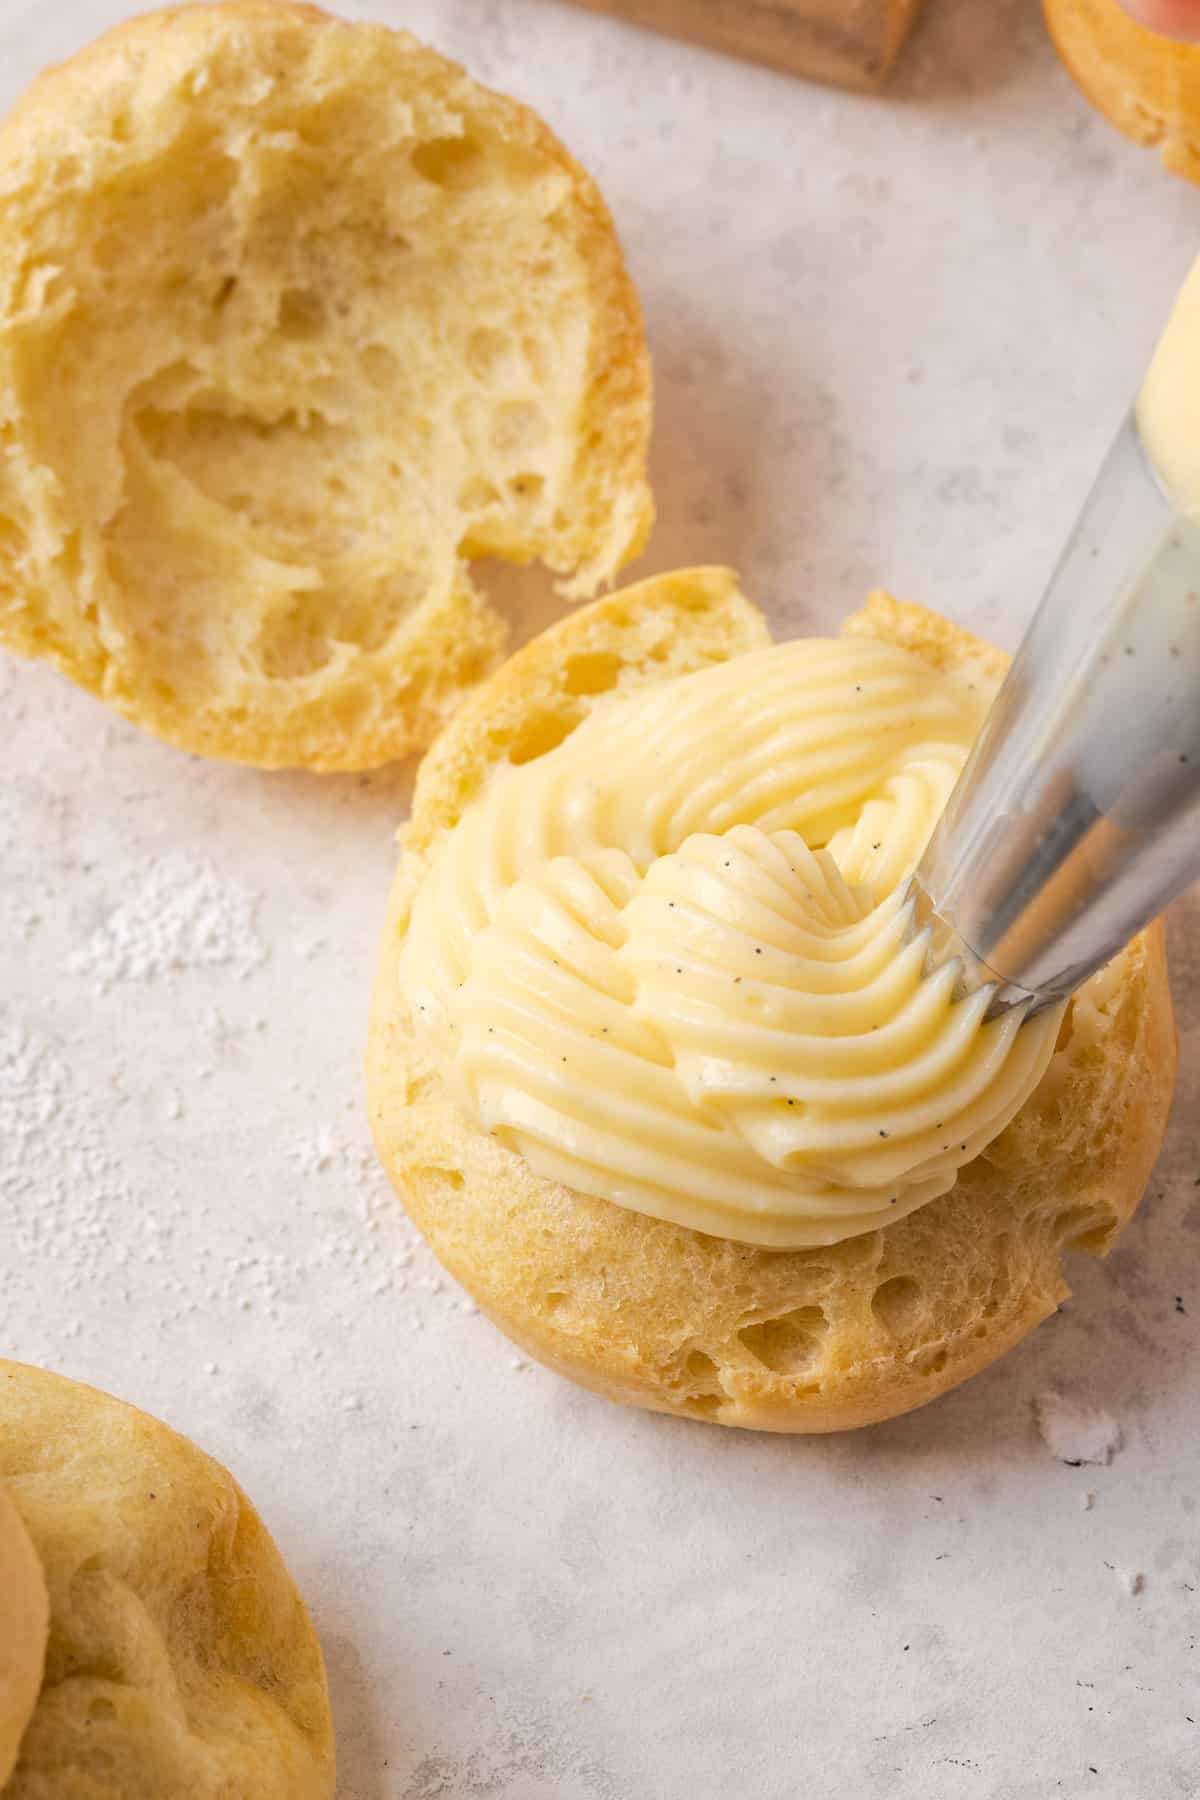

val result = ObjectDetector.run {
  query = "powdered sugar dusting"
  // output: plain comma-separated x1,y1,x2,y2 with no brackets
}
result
0,1018,480,1354
0,1025,135,1290
1034,1391,1123,1467
67,854,264,992
291,1124,342,1176
0,1028,63,1152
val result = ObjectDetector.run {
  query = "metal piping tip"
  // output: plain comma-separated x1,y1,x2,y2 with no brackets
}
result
905,876,1054,1023
909,412,1200,1026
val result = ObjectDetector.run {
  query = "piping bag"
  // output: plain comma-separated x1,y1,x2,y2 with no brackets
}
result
913,255,1200,1018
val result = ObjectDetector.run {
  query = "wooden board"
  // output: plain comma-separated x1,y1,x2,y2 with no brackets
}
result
559,0,927,89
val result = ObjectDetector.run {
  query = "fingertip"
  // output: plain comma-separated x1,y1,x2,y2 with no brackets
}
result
1117,0,1200,41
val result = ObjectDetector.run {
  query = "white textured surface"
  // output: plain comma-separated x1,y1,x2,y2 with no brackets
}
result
2,3,1199,1796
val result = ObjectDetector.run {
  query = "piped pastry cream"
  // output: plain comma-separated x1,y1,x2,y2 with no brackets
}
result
1138,252,1200,515
401,636,1065,1248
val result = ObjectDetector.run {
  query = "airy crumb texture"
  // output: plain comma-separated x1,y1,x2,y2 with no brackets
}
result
367,572,1177,1433
0,1,652,769
0,1360,335,1798
1044,0,1200,183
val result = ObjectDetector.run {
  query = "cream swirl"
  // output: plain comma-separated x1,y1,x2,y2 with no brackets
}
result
401,637,1064,1247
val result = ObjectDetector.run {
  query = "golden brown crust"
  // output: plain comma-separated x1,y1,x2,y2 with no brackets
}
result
1044,0,1200,183
0,1483,48,1787
0,1359,335,1798
0,2,653,770
367,574,1177,1432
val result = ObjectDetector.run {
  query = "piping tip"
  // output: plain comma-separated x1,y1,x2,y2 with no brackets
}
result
904,875,1049,1023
